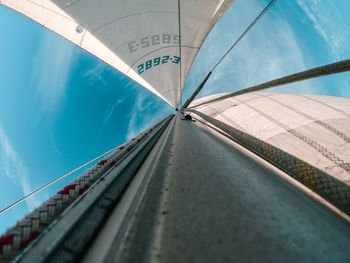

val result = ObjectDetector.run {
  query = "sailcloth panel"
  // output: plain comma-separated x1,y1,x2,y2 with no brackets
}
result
191,92,350,185
2,0,234,107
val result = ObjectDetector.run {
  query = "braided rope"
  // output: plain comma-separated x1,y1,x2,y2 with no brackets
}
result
189,59,350,109
0,116,170,262
234,97,350,174
186,109,350,216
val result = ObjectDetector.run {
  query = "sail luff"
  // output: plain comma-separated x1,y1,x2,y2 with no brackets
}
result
1,0,235,107
0,1,174,106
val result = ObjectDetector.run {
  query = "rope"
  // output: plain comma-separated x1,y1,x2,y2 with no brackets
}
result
182,71,212,109
189,59,350,109
0,145,122,216
211,0,277,72
179,0,277,108
234,96,350,174
0,116,171,261
186,109,350,216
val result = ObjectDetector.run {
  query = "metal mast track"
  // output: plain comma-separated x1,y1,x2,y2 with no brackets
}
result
86,114,350,263
3,114,350,262
1,0,349,262
0,115,173,262
184,109,350,215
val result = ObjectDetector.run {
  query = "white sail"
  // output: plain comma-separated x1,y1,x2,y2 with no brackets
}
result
191,92,350,185
1,0,234,107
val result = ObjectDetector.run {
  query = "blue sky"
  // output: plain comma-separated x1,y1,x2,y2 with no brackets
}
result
0,0,350,233
183,0,350,100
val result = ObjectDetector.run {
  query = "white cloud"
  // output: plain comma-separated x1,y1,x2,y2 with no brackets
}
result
0,125,41,211
126,88,169,141
104,99,123,124
50,135,62,156
33,33,75,114
126,92,151,140
82,61,107,86
295,0,349,60
126,112,139,140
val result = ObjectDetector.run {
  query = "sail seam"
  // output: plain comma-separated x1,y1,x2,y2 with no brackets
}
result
178,0,183,107
257,93,350,143
234,97,350,174
295,94,350,119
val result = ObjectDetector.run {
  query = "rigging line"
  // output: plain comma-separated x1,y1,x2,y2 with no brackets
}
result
0,145,121,216
180,0,277,108
211,0,277,72
178,0,183,107
188,59,350,109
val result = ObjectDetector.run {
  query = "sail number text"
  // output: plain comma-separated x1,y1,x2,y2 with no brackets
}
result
137,55,180,75
129,34,180,53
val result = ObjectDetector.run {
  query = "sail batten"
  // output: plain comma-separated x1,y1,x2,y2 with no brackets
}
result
2,0,234,107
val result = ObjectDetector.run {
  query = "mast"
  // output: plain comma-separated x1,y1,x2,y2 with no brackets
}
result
1,1,350,262
2,113,350,263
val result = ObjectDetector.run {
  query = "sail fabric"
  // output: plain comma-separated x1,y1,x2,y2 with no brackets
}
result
2,0,234,107
190,92,350,185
